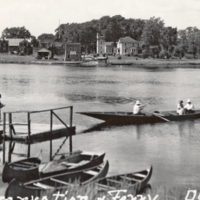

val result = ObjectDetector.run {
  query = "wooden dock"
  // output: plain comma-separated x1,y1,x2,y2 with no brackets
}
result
1,106,76,148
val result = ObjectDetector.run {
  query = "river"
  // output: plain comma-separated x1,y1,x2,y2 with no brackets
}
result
1,63,200,189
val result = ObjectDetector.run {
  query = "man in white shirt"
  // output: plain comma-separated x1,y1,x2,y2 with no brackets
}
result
133,100,144,115
184,99,195,114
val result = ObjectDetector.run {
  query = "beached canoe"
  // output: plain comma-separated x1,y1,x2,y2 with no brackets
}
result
3,150,105,183
5,161,109,200
39,151,105,177
93,166,152,194
77,110,200,124
2,150,42,183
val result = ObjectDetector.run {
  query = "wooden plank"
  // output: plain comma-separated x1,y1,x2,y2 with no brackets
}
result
84,170,98,176
133,173,146,178
11,163,32,168
50,178,72,186
119,175,138,182
107,178,123,184
33,182,54,189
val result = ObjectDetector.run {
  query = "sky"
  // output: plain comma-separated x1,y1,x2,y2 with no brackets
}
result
0,0,200,38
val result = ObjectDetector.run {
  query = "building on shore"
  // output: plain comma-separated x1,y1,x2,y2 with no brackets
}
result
38,38,54,49
64,43,81,61
6,38,24,53
96,33,115,55
117,36,139,55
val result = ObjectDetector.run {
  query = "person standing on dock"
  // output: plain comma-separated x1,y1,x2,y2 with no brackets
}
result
184,99,195,114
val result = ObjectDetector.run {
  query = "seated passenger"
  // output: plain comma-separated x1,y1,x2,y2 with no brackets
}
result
184,99,195,114
177,100,184,115
133,100,144,115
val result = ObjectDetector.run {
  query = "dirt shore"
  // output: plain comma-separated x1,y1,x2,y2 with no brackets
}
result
0,54,200,66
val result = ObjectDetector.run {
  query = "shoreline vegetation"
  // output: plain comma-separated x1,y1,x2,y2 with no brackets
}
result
0,54,200,67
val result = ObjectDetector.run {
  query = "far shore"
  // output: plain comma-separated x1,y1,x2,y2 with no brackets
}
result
0,54,200,67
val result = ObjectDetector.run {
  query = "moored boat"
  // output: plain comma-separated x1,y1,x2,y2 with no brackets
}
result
5,161,109,200
3,150,105,183
39,151,105,177
2,150,42,183
92,166,152,194
77,110,200,124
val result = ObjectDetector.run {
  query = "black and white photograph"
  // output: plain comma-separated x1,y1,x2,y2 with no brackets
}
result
0,0,200,199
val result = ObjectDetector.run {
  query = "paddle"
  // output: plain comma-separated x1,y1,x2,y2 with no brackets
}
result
153,112,171,122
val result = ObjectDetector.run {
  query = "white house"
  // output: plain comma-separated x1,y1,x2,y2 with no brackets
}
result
117,36,139,55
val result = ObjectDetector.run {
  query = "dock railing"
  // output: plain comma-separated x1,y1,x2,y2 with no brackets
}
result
2,106,75,152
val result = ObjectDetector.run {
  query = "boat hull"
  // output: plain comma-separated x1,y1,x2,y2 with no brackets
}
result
2,157,42,183
5,161,109,200
78,110,200,124
93,166,153,194
40,152,105,177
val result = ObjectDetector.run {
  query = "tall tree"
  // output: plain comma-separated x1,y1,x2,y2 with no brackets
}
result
2,26,32,39
141,17,164,46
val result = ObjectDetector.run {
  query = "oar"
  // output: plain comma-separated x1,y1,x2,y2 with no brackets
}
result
153,112,171,122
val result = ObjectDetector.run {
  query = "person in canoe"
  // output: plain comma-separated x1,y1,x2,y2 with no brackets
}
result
184,99,195,114
177,100,185,115
133,100,145,115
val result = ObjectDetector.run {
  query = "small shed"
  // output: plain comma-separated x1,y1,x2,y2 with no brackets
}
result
37,48,51,58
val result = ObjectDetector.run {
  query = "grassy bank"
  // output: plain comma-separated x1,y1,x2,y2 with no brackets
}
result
0,54,200,66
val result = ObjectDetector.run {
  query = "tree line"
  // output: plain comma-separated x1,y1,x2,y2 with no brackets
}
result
2,16,200,57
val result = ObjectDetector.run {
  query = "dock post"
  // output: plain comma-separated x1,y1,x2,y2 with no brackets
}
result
50,110,53,161
69,106,73,153
27,113,31,142
3,112,6,139
9,113,12,139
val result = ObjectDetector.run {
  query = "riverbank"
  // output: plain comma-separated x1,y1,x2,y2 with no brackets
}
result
1,54,200,66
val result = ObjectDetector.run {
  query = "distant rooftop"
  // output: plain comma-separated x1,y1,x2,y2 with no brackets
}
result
119,36,138,43
6,38,24,46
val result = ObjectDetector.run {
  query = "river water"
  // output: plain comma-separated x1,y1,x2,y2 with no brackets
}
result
1,63,200,189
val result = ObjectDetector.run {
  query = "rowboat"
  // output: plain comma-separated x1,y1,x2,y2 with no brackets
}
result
5,161,109,200
2,150,42,183
93,166,152,194
39,151,105,177
80,61,98,66
77,110,200,124
3,150,105,183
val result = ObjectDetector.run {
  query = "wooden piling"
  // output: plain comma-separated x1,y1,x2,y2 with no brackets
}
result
50,110,53,161
69,106,73,153
27,113,31,141
9,113,12,139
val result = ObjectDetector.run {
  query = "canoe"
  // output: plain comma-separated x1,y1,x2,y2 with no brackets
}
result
5,161,109,200
2,150,42,183
93,166,152,194
3,150,105,183
39,151,105,177
77,110,200,124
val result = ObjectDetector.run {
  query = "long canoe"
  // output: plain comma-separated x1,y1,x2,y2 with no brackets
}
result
93,166,152,194
5,161,109,200
77,110,200,124
2,150,42,183
39,151,105,177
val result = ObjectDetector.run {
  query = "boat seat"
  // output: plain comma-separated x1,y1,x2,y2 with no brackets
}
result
119,175,138,182
61,160,89,168
84,170,98,176
33,182,54,189
50,178,73,186
133,173,146,178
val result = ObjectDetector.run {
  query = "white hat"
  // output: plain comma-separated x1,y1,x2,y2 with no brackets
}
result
187,99,191,103
136,100,140,105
